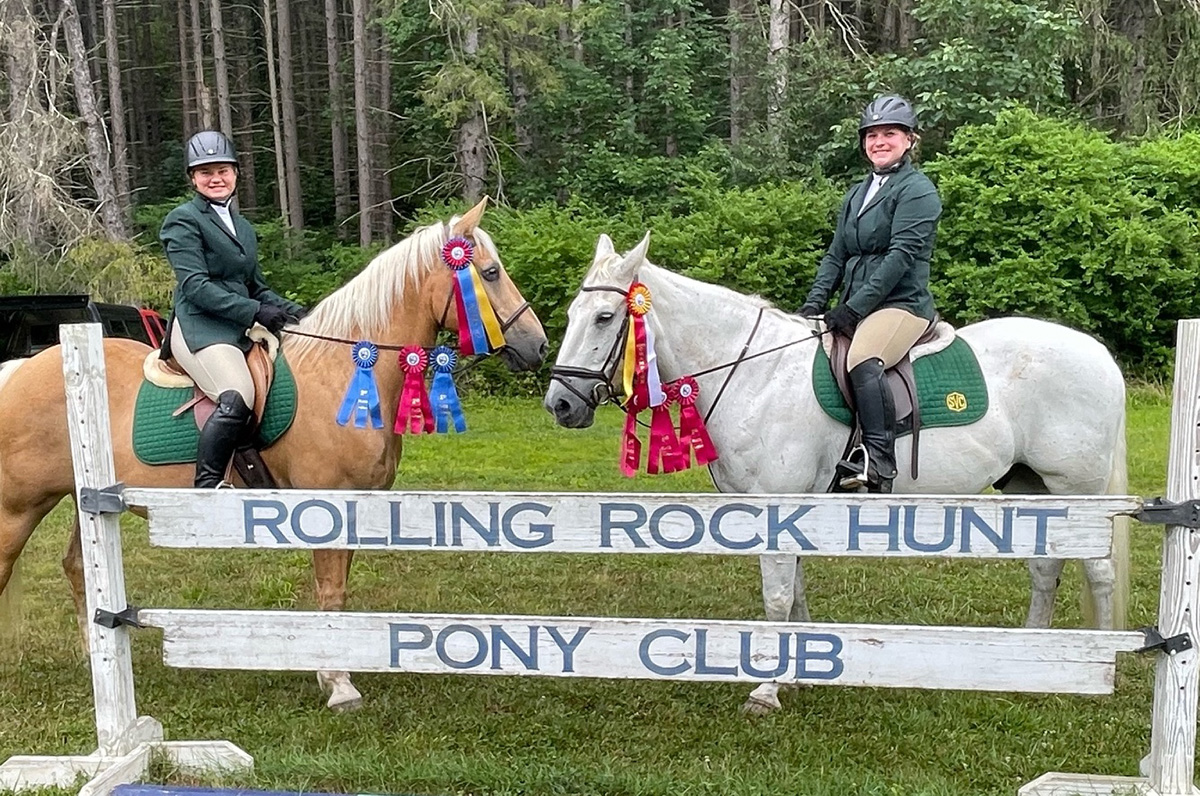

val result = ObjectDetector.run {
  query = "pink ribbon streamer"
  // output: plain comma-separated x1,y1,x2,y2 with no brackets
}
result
673,377,718,467
394,347,434,435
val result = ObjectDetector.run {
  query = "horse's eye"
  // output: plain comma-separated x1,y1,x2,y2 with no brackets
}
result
480,265,500,282
596,311,615,325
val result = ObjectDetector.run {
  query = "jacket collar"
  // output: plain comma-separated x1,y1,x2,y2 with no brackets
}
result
856,158,915,217
191,193,245,251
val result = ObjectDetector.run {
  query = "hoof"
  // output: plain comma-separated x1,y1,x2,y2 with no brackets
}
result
327,690,363,713
740,696,780,716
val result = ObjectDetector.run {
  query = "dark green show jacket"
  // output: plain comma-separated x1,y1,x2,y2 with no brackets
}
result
160,195,303,352
805,159,942,321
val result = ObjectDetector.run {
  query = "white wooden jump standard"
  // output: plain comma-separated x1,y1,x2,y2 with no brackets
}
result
1,321,1197,796
0,325,251,796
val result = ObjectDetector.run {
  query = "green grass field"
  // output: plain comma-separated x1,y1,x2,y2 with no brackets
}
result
0,388,1179,796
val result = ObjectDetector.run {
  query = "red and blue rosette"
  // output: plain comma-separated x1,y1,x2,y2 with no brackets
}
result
443,236,506,356
336,341,385,428
429,345,467,434
671,376,718,467
394,346,434,434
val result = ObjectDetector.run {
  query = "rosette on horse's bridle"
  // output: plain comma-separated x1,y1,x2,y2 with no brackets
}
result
444,237,506,356
336,341,385,428
394,346,435,434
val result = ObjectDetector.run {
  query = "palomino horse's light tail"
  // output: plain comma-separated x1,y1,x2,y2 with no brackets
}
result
0,358,29,644
1082,409,1130,630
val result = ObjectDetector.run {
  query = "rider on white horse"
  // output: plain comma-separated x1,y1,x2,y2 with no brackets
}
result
797,95,943,494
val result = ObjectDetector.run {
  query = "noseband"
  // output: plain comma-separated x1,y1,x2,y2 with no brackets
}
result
548,284,632,411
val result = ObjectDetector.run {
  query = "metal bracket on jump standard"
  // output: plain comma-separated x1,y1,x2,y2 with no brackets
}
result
78,483,127,515
1133,498,1200,529
94,605,143,629
1136,626,1193,656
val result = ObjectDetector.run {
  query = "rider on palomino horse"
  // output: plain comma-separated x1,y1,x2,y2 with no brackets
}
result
797,95,943,494
160,131,307,488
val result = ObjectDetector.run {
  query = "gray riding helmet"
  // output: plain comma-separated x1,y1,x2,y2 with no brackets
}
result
185,131,238,172
859,95,918,133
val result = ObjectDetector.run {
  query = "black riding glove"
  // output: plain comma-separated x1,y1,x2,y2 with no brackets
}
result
253,303,291,334
823,303,861,337
797,303,823,319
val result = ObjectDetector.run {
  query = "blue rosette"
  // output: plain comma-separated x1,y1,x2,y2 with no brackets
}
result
336,341,384,428
429,345,467,433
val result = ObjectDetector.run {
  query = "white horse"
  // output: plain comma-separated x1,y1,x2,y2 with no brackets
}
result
543,233,1130,715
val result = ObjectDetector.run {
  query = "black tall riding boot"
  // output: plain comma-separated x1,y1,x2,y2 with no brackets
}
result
194,390,253,488
845,358,897,493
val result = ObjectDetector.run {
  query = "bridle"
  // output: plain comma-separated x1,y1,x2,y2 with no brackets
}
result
548,280,829,419
548,284,631,411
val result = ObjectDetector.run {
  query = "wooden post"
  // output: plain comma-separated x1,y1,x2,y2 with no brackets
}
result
60,323,139,756
1148,318,1200,795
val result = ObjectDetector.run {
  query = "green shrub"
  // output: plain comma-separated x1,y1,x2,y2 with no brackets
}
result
926,108,1200,376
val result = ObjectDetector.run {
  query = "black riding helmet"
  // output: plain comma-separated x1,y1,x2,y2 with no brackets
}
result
185,131,238,173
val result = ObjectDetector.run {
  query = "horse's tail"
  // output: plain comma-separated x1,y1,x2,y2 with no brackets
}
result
1082,408,1130,630
0,558,23,650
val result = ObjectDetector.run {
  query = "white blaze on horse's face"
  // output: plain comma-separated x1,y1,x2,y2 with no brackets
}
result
544,233,651,428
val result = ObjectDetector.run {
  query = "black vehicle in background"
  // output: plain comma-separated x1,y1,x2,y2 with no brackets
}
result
0,294,166,363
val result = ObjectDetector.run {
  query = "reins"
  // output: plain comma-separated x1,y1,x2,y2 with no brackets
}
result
281,274,536,373
548,281,829,423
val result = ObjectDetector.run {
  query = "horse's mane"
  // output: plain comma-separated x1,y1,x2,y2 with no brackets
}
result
589,253,775,311
285,219,500,359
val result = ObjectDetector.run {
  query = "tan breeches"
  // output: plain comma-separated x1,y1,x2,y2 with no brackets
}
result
846,307,932,370
171,322,255,405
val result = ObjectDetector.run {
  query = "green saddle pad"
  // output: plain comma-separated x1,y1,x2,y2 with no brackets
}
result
132,354,298,465
812,337,988,430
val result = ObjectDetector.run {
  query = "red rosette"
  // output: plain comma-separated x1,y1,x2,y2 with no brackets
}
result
670,376,718,467
626,283,652,317
400,346,429,373
394,346,434,434
442,237,474,270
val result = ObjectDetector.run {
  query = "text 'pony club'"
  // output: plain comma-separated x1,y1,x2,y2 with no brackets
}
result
238,497,1073,556
387,622,845,681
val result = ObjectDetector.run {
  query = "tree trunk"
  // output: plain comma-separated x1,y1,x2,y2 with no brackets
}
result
209,0,233,134
189,0,213,128
62,0,128,239
263,0,290,224
374,25,393,241
101,0,129,213
766,0,789,157
729,0,747,146
351,0,373,245
457,19,486,203
177,0,195,133
324,0,351,232
233,42,258,212
276,0,303,228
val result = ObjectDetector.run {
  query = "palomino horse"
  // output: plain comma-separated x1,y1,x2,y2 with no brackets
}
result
0,199,548,711
544,233,1129,715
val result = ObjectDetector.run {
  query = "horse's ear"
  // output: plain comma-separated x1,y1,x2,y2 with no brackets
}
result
452,196,489,236
624,230,651,270
592,234,615,264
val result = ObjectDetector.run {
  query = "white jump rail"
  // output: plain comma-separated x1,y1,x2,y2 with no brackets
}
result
0,320,1197,796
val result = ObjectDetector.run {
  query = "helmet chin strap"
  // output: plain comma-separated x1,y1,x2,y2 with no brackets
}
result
872,150,910,176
